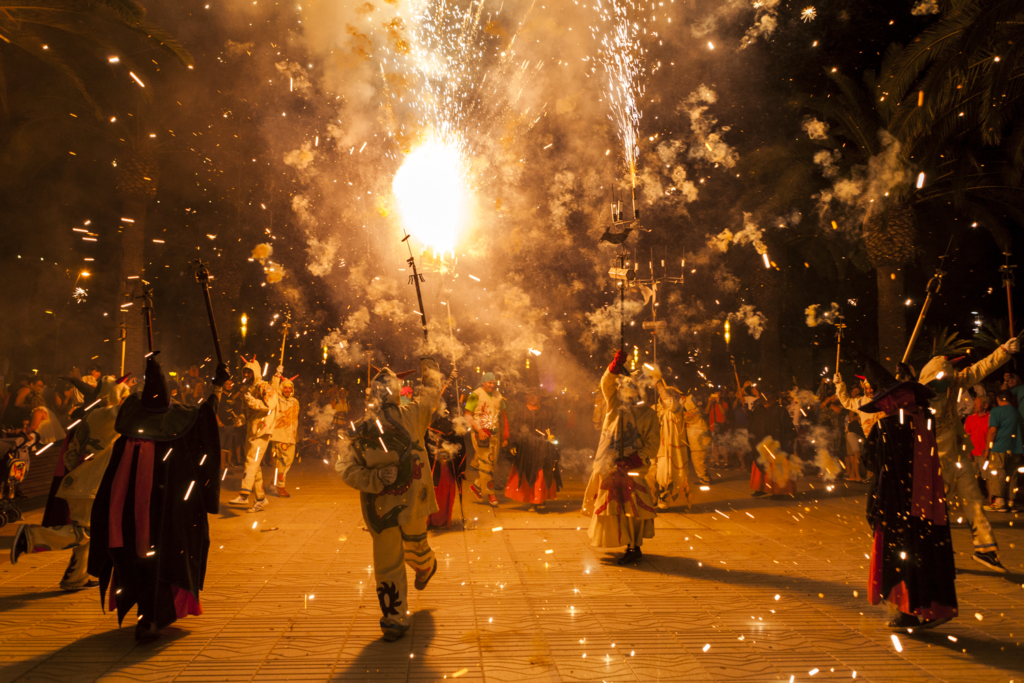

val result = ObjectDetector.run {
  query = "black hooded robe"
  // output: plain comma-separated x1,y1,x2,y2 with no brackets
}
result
865,390,957,620
88,394,221,631
505,404,561,504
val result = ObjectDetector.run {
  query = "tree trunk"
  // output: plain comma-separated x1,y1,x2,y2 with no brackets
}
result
876,266,907,372
118,199,148,378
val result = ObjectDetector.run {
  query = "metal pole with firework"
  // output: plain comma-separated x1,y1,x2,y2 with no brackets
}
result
1001,252,1016,337
402,232,430,341
902,243,952,370
834,309,846,371
192,260,225,366
278,314,292,368
135,280,155,355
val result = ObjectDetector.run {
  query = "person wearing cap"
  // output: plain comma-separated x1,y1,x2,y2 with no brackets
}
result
859,356,957,633
582,350,659,565
505,386,561,510
337,359,450,641
87,355,228,641
982,390,1022,513
229,357,277,513
10,376,131,591
269,367,300,497
464,371,508,507
916,337,1019,573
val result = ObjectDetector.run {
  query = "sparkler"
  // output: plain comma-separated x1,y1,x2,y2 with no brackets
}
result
594,0,646,211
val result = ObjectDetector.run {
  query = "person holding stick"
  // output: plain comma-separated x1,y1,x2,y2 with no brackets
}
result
916,337,1020,573
336,359,450,642
269,368,299,497
465,372,508,507
228,357,277,513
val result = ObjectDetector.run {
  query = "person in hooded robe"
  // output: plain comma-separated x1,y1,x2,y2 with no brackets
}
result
582,350,659,565
647,382,690,509
681,392,712,486
10,376,131,590
87,355,227,641
914,337,1019,573
269,367,299,497
505,386,561,510
337,359,452,642
426,394,468,529
859,356,957,632
228,358,277,512
748,389,798,497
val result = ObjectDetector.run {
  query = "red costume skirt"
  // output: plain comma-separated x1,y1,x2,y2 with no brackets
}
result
505,467,557,504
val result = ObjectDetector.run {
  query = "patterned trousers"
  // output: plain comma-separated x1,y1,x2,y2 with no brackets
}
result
370,516,435,633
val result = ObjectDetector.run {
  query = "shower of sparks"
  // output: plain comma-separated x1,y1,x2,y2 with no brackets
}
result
594,0,646,188
73,287,88,303
801,7,817,22
388,0,507,255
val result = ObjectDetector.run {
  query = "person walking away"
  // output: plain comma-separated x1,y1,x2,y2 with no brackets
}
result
982,390,1022,513
270,369,300,497
337,359,449,642
464,372,508,507
859,357,956,632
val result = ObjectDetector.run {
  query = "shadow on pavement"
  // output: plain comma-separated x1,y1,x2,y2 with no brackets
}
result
0,589,71,613
332,609,439,681
916,629,1024,675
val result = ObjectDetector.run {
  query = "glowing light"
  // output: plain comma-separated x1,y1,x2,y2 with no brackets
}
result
916,172,925,188
891,634,902,652
393,137,466,255
801,7,817,22
594,0,645,187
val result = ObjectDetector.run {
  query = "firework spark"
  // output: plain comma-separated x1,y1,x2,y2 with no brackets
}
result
801,7,817,22
594,0,646,189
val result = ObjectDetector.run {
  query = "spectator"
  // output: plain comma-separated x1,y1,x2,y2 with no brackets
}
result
983,390,1022,512
964,394,991,472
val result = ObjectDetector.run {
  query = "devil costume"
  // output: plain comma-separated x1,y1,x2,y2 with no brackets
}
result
427,403,467,529
88,356,223,641
860,359,956,630
505,392,561,506
648,384,690,509
581,351,659,563
337,358,442,641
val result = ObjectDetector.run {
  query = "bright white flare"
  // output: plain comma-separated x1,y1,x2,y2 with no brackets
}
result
393,137,465,255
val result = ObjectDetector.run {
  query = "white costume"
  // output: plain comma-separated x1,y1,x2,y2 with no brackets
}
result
338,358,442,641
647,385,689,508
582,368,659,549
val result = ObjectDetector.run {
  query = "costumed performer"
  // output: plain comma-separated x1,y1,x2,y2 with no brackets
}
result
505,386,561,510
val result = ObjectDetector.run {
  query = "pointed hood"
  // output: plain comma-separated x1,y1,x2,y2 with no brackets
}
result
140,354,170,413
858,354,934,414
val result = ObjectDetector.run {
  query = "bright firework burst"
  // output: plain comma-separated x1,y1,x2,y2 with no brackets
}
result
593,0,646,189
801,6,817,22
393,136,464,255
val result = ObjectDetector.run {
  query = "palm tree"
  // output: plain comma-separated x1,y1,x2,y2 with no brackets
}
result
0,0,192,113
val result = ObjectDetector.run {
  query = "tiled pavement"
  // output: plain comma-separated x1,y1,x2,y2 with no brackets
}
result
1,460,1023,682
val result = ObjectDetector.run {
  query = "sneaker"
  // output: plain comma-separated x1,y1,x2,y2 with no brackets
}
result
750,491,768,498
228,494,249,506
9,524,28,565
469,484,483,502
414,559,438,591
380,620,409,642
61,579,100,592
697,478,711,486
972,550,1007,573
135,621,161,643
983,504,1010,513
888,613,920,631
247,498,269,513
276,487,291,498
487,494,498,507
